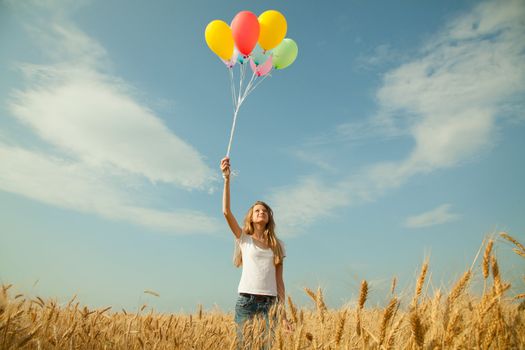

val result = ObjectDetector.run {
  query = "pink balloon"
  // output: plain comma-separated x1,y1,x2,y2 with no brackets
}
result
231,11,260,56
249,55,273,76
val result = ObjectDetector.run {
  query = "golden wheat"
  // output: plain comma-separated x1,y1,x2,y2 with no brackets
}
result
482,238,494,280
412,260,428,307
1,236,524,349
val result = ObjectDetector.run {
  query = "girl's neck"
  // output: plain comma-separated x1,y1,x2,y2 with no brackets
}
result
252,224,266,239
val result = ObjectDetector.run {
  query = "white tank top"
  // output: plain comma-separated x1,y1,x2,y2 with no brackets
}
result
237,233,285,296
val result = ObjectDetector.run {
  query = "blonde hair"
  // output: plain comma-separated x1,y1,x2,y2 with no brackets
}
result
233,201,285,267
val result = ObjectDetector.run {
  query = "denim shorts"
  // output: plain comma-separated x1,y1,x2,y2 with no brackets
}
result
234,293,277,349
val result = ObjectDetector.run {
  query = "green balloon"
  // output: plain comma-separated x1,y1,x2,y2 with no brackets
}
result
272,38,298,69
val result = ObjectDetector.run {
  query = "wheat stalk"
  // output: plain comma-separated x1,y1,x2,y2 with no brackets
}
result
499,232,525,253
390,276,397,295
334,309,347,345
410,308,424,349
412,260,429,307
379,297,398,346
491,255,503,295
287,295,298,324
358,280,368,310
482,239,494,279
356,280,368,337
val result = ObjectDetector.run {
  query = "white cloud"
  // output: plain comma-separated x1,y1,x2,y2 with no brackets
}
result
372,0,524,173
0,144,219,234
287,148,336,173
405,204,460,229
1,3,218,233
355,44,405,70
270,177,349,237
9,66,214,189
274,0,525,235
30,21,110,69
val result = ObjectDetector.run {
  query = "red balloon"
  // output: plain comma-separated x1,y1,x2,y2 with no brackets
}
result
231,11,260,56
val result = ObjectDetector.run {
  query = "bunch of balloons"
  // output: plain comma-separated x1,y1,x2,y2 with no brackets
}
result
205,10,298,157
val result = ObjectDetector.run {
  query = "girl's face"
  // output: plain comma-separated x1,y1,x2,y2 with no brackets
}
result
251,204,269,225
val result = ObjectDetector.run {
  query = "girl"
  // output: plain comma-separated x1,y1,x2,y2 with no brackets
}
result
220,157,290,346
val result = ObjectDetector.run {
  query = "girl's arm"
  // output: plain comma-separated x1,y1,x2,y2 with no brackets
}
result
276,262,293,330
221,157,242,239
276,263,285,302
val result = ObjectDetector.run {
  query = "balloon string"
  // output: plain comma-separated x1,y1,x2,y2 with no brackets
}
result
225,61,271,158
227,62,247,157
241,70,257,102
226,104,240,158
237,62,246,107
244,73,270,100
226,61,247,158
229,68,237,112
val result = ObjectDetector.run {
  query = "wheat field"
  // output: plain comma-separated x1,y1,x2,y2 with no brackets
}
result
1,232,524,349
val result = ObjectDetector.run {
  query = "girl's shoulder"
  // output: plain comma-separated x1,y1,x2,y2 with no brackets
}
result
237,230,249,243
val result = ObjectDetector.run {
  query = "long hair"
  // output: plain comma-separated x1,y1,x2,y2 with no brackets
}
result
233,201,285,267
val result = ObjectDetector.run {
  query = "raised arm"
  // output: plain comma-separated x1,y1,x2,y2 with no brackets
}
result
221,157,242,239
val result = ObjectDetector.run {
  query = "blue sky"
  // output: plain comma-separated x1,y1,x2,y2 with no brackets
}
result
1,0,524,313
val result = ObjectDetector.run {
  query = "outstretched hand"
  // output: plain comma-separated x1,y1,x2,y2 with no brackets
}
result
220,157,231,179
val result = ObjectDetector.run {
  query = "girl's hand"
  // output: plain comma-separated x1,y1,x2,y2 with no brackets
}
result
220,157,231,179
282,318,294,333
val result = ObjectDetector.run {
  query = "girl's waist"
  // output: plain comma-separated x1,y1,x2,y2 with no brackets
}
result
239,293,276,302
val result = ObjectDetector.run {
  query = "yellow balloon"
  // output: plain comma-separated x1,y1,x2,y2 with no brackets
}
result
205,20,234,60
258,10,287,51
